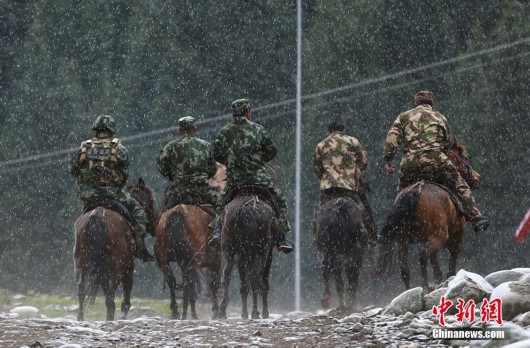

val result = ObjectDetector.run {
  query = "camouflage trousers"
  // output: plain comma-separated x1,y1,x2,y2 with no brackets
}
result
399,154,481,218
163,183,219,212
80,189,147,236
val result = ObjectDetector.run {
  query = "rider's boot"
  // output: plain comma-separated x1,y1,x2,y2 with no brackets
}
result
133,226,154,262
276,232,294,254
207,213,222,247
471,215,490,233
207,224,222,247
366,219,378,248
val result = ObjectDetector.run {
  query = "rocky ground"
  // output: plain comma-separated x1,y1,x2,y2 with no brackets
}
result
3,267,530,347
1,305,528,348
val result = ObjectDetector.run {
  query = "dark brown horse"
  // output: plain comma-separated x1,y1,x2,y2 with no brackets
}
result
74,178,157,321
313,197,370,309
375,143,480,291
155,204,221,319
218,192,279,319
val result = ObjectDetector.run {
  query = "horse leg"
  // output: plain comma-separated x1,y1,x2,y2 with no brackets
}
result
334,263,345,309
208,268,221,319
447,243,462,279
101,279,117,321
397,241,411,290
430,251,443,286
321,259,332,309
250,260,264,320
238,261,250,320
76,270,86,321
188,269,198,320
121,271,133,320
345,254,362,309
181,268,190,320
418,243,430,292
159,262,180,319
219,249,234,319
260,249,273,319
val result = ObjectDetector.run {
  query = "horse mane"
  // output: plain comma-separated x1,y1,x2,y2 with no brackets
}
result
451,141,468,160
126,178,157,202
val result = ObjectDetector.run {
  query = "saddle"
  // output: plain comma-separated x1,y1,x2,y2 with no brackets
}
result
82,200,134,225
401,180,466,217
221,185,280,214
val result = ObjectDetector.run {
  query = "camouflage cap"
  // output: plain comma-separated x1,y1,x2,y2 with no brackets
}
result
414,91,433,105
178,116,196,130
231,98,251,116
92,115,116,134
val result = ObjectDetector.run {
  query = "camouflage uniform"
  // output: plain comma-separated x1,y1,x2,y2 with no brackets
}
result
383,96,482,219
156,116,219,211
313,131,377,243
211,101,291,237
69,115,152,261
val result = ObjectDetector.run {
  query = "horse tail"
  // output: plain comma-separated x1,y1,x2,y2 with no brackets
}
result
375,188,420,274
83,215,108,308
333,199,362,252
165,209,193,287
235,205,260,264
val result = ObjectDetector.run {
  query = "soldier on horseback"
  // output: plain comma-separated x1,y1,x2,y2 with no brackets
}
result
383,91,490,233
313,120,378,247
208,99,294,254
156,116,219,213
69,115,154,262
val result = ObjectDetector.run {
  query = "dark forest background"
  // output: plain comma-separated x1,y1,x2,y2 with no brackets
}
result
0,0,529,312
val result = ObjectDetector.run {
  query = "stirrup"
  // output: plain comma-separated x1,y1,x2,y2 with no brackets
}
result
276,238,294,254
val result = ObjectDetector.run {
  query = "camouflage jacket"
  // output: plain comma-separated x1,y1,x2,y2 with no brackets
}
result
69,135,129,199
156,134,217,187
313,131,369,192
384,104,456,166
212,117,276,188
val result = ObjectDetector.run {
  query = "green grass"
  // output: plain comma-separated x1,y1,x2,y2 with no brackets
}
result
9,293,174,321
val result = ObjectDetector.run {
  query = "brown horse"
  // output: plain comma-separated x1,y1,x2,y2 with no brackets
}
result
74,178,157,321
375,143,480,291
155,204,221,319
313,197,370,309
218,191,279,319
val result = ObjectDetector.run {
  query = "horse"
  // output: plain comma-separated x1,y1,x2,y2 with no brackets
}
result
218,190,279,319
155,204,221,319
313,196,370,309
374,142,480,291
73,177,157,321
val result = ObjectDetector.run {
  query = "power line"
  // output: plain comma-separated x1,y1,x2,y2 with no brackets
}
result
0,38,528,172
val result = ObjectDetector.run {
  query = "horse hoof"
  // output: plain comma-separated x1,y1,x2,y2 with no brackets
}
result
251,312,260,320
241,312,249,320
262,311,269,319
321,298,331,309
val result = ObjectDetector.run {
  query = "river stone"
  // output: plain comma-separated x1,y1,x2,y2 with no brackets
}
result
424,288,447,310
502,339,530,348
383,287,424,316
490,281,530,321
445,270,493,313
436,276,455,290
485,270,527,287
519,273,530,285
513,311,530,326
10,306,39,318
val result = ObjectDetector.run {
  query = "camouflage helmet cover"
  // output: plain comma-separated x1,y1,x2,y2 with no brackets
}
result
178,116,196,130
92,115,116,134
231,98,251,116
414,90,433,105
